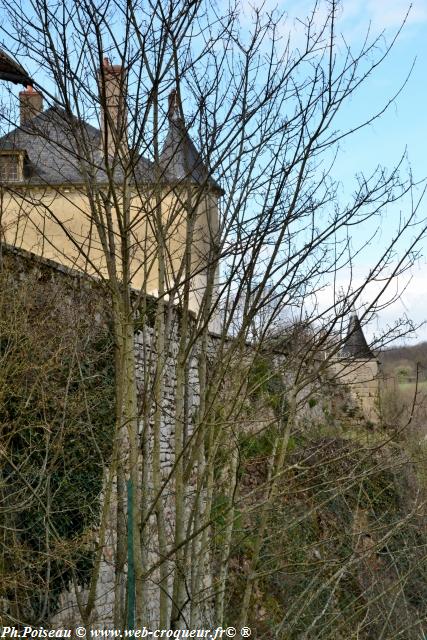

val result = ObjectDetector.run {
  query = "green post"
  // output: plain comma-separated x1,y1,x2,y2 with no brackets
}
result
127,478,135,629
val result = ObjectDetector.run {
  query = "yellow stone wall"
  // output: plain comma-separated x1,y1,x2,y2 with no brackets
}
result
0,183,219,317
334,358,380,424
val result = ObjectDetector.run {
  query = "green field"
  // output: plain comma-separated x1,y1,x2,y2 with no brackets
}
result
399,380,427,392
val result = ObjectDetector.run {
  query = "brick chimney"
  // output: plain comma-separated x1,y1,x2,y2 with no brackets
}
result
19,85,43,126
98,58,128,157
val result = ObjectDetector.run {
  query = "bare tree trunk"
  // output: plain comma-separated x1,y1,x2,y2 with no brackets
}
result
239,393,297,628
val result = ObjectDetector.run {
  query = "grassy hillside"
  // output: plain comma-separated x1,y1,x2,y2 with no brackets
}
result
379,342,427,439
380,342,427,385
223,429,427,639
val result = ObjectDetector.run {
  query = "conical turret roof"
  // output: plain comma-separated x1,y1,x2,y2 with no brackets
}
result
342,313,374,359
159,90,222,194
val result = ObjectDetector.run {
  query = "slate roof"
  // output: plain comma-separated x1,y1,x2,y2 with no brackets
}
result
342,313,374,359
0,106,98,185
160,117,222,193
0,101,222,193
0,105,155,186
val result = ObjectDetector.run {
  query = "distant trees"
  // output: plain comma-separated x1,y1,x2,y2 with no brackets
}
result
0,0,426,635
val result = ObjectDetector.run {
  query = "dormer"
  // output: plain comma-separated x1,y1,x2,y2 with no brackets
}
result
0,149,30,183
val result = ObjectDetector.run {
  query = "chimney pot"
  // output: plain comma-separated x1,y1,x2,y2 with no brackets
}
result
19,85,43,126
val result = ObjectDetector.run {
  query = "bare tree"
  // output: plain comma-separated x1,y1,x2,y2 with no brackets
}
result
0,0,426,635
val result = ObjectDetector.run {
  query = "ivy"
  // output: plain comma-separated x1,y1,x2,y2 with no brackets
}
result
0,269,115,623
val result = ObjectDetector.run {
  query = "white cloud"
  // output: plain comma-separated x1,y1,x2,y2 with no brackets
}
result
236,0,427,50
348,0,427,29
311,262,427,345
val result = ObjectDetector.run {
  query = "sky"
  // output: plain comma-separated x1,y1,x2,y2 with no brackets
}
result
334,0,427,341
0,0,425,345
284,0,427,343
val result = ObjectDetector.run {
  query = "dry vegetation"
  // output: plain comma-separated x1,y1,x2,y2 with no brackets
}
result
0,0,426,633
380,343,427,441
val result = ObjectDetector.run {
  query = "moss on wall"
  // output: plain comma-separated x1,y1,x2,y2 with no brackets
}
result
0,250,115,624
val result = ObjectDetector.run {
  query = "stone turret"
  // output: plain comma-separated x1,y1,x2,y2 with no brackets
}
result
160,89,222,193
337,313,380,426
157,89,222,330
342,313,374,359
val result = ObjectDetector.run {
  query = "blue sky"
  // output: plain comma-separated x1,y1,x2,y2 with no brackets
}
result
281,0,427,184
1,0,425,344
335,0,427,343
278,0,427,343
